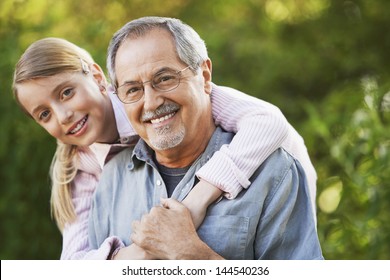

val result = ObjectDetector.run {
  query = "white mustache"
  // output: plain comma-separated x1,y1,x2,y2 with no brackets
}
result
141,103,180,122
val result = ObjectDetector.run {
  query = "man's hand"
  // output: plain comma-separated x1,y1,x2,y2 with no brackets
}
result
131,198,223,260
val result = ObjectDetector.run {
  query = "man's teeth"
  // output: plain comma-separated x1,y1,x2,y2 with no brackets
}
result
150,112,175,124
70,117,87,134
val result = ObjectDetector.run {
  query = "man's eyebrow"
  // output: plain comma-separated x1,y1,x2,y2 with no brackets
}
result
154,66,173,74
119,79,140,86
119,67,175,86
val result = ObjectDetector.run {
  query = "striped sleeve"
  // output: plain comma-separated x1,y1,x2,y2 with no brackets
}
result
195,84,289,199
60,147,125,259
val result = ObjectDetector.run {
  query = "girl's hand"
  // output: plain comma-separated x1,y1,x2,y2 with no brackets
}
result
112,243,155,260
181,179,223,229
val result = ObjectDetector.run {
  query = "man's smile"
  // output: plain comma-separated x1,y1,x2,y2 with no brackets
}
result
150,112,176,124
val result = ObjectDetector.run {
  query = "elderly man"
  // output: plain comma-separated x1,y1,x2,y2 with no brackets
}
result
88,16,323,260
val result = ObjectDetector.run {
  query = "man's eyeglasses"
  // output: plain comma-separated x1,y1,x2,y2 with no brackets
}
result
115,66,191,104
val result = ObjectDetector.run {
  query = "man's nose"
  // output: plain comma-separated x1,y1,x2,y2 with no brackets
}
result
143,84,164,112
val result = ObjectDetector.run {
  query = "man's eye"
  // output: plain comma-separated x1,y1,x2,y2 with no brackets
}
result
156,74,175,84
126,86,142,94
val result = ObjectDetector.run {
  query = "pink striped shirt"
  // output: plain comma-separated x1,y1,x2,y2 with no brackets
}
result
60,84,317,259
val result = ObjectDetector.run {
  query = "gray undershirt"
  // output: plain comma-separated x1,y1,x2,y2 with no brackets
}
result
155,160,193,197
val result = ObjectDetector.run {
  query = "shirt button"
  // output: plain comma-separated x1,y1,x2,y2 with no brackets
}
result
156,179,162,186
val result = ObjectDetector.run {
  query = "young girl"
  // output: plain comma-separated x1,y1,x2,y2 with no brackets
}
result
12,38,317,259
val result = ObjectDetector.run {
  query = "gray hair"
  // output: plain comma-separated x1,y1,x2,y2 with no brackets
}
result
106,16,209,87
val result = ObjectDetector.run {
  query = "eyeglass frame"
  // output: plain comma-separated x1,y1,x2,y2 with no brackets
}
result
114,66,192,104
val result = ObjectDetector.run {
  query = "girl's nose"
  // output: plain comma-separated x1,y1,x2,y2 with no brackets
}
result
57,107,74,125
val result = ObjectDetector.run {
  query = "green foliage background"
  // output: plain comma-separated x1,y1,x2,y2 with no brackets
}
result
1,0,389,259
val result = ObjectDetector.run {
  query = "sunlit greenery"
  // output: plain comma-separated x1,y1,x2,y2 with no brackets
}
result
1,0,389,259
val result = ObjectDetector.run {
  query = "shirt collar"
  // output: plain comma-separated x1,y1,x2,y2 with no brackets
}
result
129,127,231,170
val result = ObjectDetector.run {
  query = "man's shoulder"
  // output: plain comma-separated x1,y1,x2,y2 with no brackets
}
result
108,146,134,165
99,146,135,180
265,148,295,167
251,148,298,185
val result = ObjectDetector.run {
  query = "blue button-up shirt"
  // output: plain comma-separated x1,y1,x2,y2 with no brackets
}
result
89,127,323,259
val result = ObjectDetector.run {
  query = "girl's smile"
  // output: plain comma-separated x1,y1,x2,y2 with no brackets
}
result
67,115,89,136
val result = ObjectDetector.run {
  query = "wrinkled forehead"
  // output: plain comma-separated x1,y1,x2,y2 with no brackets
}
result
115,29,182,85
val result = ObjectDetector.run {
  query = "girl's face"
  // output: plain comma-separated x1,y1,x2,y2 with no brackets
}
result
16,66,116,146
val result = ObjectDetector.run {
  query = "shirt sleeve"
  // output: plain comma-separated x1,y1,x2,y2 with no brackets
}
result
60,171,124,260
196,84,289,199
255,156,323,259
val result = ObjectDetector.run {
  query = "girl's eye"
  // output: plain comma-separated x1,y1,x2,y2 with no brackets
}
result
61,88,74,100
38,110,50,121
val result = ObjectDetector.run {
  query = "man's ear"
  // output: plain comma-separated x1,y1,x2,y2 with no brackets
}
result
201,59,212,94
90,63,107,87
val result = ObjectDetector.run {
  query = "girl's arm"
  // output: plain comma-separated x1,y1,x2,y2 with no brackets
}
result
199,84,289,197
182,84,289,228
60,171,125,259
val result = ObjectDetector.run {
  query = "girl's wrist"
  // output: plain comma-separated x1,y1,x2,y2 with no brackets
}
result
187,179,223,207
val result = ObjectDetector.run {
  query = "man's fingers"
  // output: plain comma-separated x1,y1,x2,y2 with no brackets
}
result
132,220,140,232
160,197,183,210
131,220,142,246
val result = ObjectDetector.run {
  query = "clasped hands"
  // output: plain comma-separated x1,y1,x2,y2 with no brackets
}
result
112,179,224,260
114,198,201,260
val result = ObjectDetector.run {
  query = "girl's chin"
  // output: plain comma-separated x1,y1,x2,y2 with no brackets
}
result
65,135,97,147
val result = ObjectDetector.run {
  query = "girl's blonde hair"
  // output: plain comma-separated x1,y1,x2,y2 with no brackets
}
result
12,38,95,231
